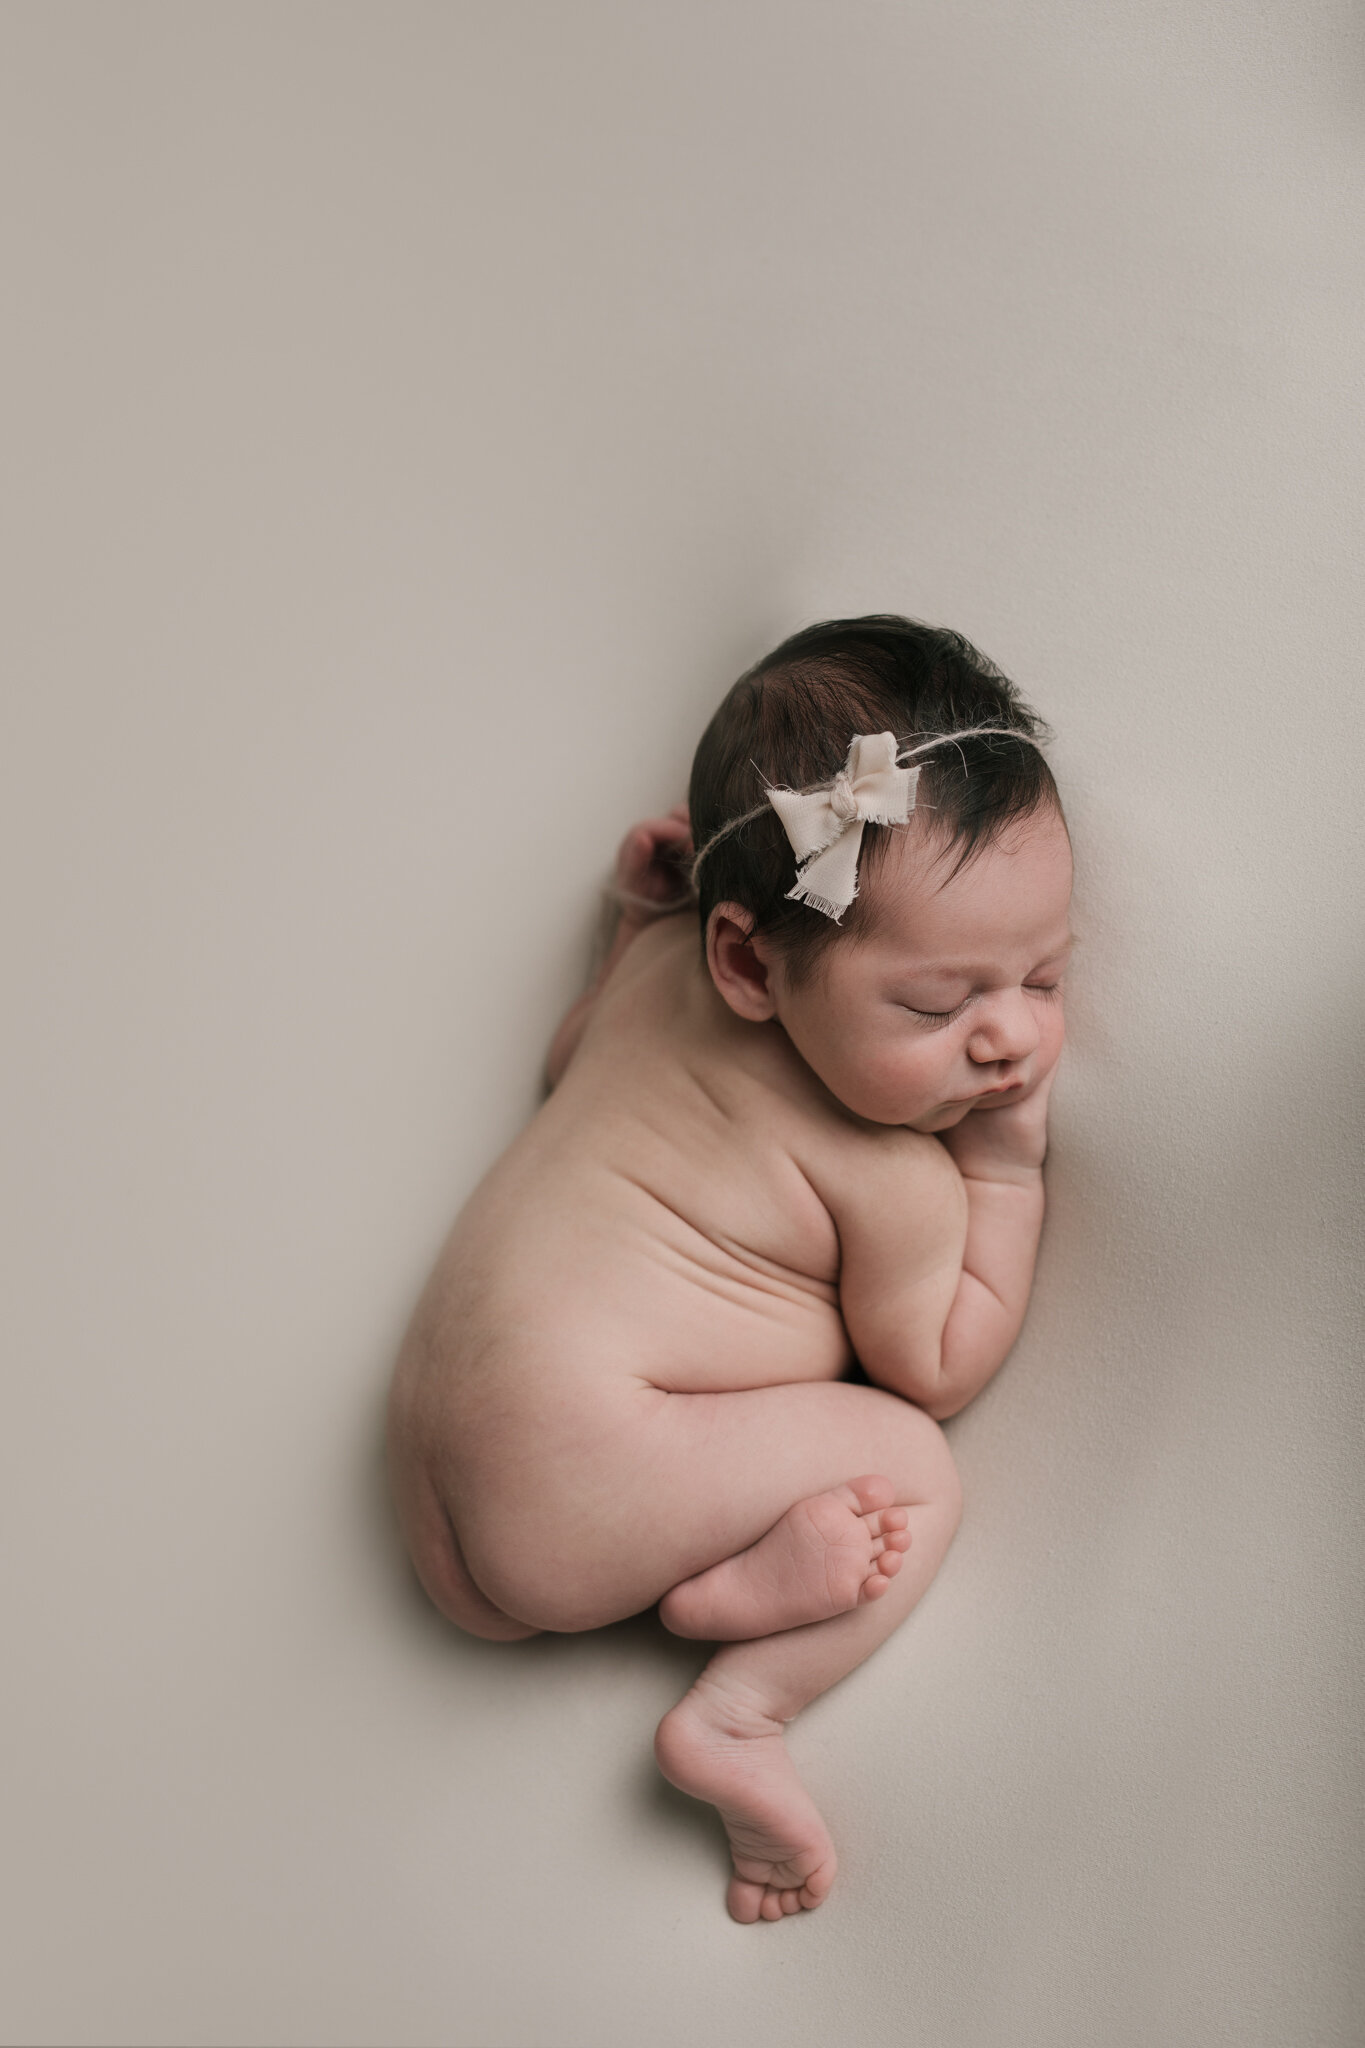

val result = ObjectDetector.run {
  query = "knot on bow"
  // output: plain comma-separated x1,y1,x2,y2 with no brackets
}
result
766,732,919,923
828,772,859,824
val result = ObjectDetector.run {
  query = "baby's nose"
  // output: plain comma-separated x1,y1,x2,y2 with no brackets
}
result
966,990,1040,1065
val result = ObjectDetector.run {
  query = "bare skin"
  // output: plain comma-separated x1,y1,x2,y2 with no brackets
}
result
388,802,1071,1921
659,1476,911,1641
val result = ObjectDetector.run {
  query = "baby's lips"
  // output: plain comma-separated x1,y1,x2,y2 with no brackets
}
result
966,1077,1030,1107
970,1073,1022,1097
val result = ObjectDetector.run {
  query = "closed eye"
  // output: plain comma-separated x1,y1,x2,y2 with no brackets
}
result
903,999,971,1027
905,981,1063,1026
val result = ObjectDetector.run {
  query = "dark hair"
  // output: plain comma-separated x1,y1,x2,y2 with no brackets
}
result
688,614,1060,981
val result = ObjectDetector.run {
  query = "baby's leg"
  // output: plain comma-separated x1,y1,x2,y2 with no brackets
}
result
635,1384,963,1922
439,1381,961,1921
455,1381,953,1639
655,1499,960,1923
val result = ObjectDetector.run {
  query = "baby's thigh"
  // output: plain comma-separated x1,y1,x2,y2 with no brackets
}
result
458,1379,959,1634
657,1380,961,1558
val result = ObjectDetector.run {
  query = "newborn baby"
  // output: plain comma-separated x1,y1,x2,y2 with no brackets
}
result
388,615,1072,1923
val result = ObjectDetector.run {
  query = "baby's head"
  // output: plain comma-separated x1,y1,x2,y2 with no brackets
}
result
688,615,1072,1130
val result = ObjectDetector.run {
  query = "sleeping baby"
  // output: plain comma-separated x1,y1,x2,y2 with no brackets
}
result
387,614,1071,1923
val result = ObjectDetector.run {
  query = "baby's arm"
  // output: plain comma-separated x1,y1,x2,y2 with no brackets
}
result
545,806,693,1088
827,1075,1054,1421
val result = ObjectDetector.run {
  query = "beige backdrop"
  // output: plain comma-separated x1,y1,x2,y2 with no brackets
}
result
2,5,1362,2045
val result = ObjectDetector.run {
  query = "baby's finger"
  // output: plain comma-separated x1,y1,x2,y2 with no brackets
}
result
646,814,694,850
1010,1056,1061,1110
614,824,656,878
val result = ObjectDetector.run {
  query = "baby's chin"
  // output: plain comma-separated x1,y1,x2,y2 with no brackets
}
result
908,1101,978,1133
838,1098,977,1132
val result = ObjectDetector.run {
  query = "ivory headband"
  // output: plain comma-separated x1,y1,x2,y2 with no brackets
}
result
689,726,1045,923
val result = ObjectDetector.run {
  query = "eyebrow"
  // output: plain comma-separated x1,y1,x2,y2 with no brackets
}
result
1034,935,1076,968
891,935,1075,986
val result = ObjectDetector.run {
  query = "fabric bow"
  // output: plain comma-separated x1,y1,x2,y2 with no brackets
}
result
768,732,918,922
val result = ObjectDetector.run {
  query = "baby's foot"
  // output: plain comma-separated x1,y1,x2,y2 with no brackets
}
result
658,1475,910,1641
655,1679,837,1923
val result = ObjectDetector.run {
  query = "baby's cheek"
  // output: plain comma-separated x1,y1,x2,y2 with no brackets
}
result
873,1043,942,1117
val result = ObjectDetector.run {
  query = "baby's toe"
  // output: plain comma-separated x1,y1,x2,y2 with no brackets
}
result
728,1879,766,1924
864,1506,908,1538
840,1474,896,1516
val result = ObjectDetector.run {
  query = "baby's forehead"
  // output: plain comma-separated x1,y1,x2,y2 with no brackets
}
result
858,812,1073,953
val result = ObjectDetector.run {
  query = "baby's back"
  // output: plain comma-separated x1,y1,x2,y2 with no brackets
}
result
402,917,861,1440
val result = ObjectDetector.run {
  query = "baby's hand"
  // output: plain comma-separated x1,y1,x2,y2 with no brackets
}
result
939,1059,1059,1181
613,805,695,921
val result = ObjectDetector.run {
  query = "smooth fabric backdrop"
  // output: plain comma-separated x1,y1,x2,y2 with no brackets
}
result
2,5,1361,2045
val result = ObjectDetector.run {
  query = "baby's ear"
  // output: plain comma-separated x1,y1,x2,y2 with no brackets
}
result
706,905,776,1022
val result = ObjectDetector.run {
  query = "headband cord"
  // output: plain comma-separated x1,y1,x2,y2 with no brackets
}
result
689,725,1045,922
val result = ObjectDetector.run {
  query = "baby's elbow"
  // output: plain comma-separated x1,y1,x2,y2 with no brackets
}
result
859,1336,946,1414
880,1362,963,1422
920,1386,969,1423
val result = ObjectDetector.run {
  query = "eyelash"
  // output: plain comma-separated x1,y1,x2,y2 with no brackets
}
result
905,1000,969,1027
905,983,1063,1027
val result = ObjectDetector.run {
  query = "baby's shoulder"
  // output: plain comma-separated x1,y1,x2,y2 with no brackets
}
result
795,1112,965,1224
